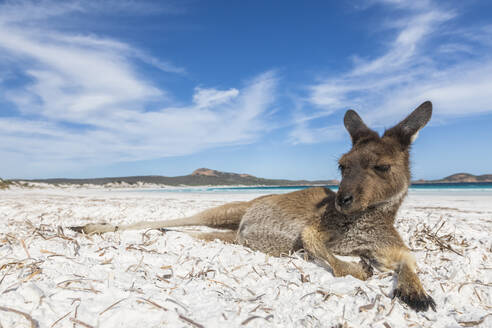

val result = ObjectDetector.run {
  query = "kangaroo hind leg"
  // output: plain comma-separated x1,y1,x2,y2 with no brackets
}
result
70,201,251,235
373,246,436,312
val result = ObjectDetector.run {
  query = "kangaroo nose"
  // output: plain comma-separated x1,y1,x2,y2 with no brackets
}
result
337,194,353,207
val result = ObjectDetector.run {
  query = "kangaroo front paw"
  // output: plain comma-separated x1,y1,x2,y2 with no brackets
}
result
393,287,436,312
359,258,374,279
352,260,373,281
69,223,116,235
332,260,373,281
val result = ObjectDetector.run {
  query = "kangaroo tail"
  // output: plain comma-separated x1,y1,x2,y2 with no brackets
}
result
70,201,251,235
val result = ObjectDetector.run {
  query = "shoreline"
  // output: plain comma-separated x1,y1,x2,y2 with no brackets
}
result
3,183,492,198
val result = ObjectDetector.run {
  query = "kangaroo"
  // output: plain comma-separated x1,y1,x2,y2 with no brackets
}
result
72,101,436,312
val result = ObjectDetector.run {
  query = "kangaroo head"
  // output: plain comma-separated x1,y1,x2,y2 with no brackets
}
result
335,101,432,214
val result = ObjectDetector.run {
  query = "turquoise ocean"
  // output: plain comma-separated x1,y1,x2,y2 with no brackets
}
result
143,183,492,195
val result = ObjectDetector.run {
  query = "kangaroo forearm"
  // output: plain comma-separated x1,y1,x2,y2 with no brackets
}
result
372,246,415,272
372,246,424,292
374,247,424,292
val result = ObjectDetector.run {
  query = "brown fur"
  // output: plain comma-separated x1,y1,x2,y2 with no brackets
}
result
71,101,436,312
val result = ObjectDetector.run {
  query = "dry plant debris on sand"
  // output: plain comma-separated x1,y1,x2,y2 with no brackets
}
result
0,188,491,327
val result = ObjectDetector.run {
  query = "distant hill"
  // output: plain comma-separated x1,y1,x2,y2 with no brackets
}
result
15,168,339,187
9,170,492,188
413,173,492,184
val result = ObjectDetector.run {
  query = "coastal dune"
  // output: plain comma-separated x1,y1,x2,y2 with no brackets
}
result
0,187,491,327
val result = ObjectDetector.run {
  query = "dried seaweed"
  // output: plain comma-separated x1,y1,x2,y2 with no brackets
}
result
458,313,492,327
0,306,40,328
411,221,464,256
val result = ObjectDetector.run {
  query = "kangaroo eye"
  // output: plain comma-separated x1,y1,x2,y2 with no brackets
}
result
374,165,390,172
338,164,346,172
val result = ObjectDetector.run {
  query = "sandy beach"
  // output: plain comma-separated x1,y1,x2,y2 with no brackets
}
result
0,187,491,327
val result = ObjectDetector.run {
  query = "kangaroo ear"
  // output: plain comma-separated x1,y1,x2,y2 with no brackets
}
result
383,101,432,147
344,110,378,145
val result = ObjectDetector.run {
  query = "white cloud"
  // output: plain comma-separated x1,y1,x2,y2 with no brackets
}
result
0,1,277,177
289,123,344,145
0,72,276,168
193,87,239,108
0,0,183,24
292,0,492,143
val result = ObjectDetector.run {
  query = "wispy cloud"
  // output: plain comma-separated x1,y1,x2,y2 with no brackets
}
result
292,0,492,143
0,0,277,177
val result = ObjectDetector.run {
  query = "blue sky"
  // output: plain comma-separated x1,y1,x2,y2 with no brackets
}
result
1,0,491,180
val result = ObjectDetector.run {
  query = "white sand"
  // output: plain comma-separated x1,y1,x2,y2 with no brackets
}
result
0,187,491,327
